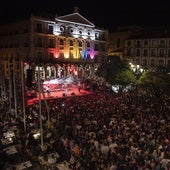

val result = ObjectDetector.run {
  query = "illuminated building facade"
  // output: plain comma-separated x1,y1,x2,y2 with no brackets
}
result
0,8,108,85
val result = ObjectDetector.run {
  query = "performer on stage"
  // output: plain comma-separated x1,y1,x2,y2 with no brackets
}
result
78,82,81,93
46,85,51,97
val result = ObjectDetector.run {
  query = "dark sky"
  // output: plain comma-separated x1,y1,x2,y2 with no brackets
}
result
0,0,170,32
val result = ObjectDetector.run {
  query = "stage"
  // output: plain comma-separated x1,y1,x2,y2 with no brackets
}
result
27,85,94,105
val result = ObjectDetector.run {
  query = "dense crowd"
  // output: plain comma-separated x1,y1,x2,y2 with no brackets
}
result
0,90,170,170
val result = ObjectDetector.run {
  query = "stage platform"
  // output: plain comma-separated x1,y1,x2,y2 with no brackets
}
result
27,86,94,105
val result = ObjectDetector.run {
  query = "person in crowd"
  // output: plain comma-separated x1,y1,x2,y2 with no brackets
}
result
0,87,169,169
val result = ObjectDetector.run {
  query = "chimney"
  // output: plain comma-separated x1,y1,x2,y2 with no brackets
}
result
74,6,79,13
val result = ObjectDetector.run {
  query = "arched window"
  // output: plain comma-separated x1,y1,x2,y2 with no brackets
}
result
86,42,90,48
79,41,82,47
60,39,64,45
70,40,73,46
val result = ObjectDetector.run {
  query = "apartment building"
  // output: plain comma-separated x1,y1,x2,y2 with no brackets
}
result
108,26,142,60
124,27,170,71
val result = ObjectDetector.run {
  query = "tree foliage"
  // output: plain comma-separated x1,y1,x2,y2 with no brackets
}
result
96,56,170,95
139,71,170,95
96,56,136,86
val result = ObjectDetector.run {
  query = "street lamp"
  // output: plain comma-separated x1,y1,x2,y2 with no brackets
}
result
129,63,144,104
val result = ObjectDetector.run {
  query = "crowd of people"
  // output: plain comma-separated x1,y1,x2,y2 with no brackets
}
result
0,89,170,169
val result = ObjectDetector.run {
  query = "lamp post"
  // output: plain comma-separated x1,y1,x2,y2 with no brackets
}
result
21,60,26,133
129,63,144,104
37,65,44,151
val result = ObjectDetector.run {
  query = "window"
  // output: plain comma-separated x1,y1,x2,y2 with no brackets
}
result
78,41,82,47
48,25,53,34
59,39,64,45
36,23,42,33
136,41,141,47
143,49,148,57
160,40,165,47
151,49,157,57
136,49,140,56
69,40,73,46
69,27,74,34
78,49,82,58
79,30,83,34
159,60,164,67
143,59,147,66
151,59,155,67
86,42,90,48
143,40,148,46
151,40,158,47
159,49,165,57
95,32,99,39
87,31,91,36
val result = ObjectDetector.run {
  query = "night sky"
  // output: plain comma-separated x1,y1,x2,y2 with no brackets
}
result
0,0,170,32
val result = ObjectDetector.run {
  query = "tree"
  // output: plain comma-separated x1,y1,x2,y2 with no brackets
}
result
96,56,136,87
139,71,170,95
115,70,136,87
